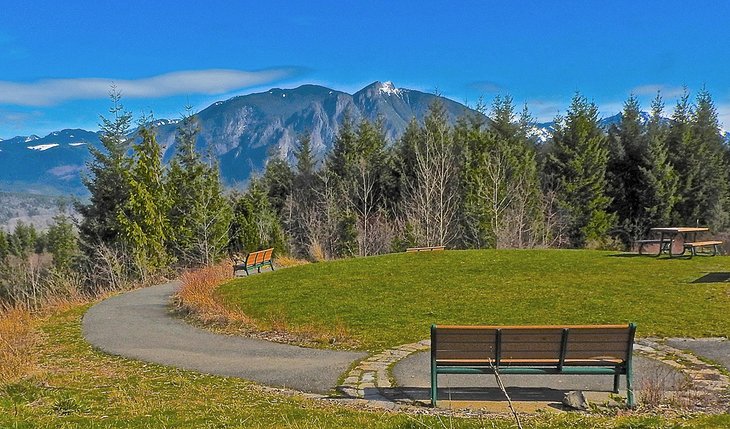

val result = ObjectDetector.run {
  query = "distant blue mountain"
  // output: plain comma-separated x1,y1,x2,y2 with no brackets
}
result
0,129,102,194
3,86,728,196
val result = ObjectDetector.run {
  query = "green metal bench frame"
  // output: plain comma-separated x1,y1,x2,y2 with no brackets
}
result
430,323,637,408
233,248,274,276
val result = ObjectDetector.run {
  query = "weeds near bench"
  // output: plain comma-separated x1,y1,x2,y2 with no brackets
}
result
489,358,524,429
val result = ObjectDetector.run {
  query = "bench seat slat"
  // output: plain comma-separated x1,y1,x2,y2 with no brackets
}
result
684,241,722,246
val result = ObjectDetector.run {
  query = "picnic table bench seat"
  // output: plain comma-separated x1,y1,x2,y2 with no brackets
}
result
430,323,637,408
683,240,723,257
233,248,274,276
635,239,665,255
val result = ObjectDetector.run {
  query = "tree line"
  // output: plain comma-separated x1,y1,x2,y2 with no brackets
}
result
2,87,729,309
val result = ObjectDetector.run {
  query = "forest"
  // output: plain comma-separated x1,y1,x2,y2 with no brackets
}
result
1,87,728,309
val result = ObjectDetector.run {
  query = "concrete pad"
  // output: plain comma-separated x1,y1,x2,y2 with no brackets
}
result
391,350,686,411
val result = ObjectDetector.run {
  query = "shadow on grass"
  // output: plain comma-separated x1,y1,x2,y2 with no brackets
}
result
386,386,583,403
607,253,644,258
691,272,730,283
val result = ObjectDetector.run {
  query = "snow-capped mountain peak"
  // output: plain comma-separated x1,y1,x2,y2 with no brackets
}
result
378,81,403,97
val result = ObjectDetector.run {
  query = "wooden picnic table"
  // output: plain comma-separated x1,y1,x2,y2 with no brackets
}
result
648,227,709,257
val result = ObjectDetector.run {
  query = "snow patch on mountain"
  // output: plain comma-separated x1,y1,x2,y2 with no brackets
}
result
24,135,40,143
378,81,403,97
27,143,59,151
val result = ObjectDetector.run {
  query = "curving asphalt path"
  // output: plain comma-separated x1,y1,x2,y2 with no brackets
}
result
82,281,366,394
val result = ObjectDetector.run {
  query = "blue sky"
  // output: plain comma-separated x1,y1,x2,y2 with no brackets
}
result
1,0,730,138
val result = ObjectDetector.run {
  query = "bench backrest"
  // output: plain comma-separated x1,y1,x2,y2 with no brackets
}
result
245,248,274,266
431,324,635,366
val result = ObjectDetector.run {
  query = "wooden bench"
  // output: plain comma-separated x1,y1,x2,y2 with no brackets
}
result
683,240,723,257
233,248,274,276
406,246,445,252
430,323,637,408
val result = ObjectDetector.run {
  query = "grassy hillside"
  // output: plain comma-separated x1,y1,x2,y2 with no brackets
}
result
218,250,730,350
2,304,729,428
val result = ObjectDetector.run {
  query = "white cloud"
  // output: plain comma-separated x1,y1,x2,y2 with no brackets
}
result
631,84,686,98
0,68,296,106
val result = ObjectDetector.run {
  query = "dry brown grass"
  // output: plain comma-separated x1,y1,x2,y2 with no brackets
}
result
274,255,310,268
0,306,37,384
172,259,357,348
171,260,250,325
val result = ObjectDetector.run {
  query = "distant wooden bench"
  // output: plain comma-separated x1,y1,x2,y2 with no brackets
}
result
406,246,445,252
683,240,723,257
430,323,637,408
233,248,274,276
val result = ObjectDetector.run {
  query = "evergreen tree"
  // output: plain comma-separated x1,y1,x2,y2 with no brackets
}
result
76,88,133,250
117,121,171,272
0,230,8,261
639,94,679,228
665,89,697,225
326,114,357,181
167,108,232,266
690,88,730,229
46,213,79,271
544,93,615,247
8,221,38,257
462,95,541,248
262,154,294,216
606,95,648,243
229,178,286,255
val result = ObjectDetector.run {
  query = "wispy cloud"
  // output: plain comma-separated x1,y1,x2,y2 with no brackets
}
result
525,99,563,122
631,84,685,98
0,68,298,106
468,80,503,94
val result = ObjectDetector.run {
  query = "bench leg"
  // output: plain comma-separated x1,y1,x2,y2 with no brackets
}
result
613,373,620,394
430,370,438,407
626,369,635,408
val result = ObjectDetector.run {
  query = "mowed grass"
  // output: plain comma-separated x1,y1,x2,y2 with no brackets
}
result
8,304,730,428
218,250,730,350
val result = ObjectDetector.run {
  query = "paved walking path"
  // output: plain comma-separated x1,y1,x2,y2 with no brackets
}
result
82,281,730,412
82,281,366,394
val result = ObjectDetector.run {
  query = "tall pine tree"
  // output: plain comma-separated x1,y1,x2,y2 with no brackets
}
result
606,95,648,243
167,108,232,266
639,94,679,228
76,88,133,251
544,93,615,247
117,121,171,272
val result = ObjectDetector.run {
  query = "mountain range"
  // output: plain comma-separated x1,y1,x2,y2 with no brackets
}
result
1,81,728,196
0,81,472,195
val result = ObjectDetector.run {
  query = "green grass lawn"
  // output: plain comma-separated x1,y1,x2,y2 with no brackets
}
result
2,303,730,428
218,250,730,351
